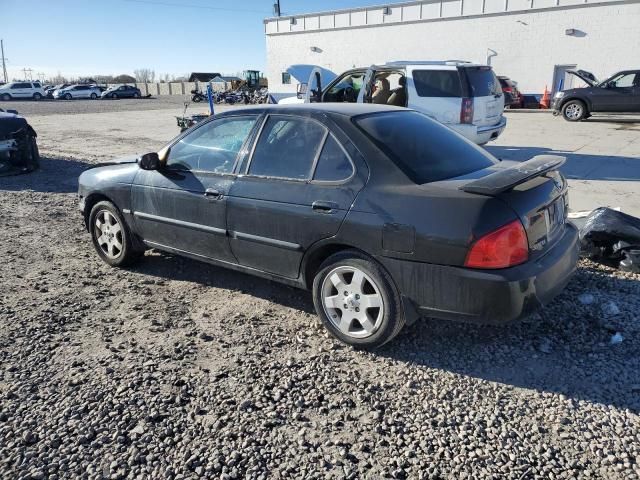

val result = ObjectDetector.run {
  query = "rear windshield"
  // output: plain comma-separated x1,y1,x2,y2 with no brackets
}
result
355,111,497,184
464,67,501,97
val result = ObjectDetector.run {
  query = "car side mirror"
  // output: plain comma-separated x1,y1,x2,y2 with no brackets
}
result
139,152,161,170
605,81,615,89
297,82,308,99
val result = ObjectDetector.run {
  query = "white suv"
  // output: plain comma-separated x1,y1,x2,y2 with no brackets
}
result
279,61,506,145
0,81,46,101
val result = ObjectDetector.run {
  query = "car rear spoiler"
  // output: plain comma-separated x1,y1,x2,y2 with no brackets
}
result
460,155,566,196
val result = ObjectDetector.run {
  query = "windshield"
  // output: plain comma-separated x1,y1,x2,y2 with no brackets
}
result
355,110,497,184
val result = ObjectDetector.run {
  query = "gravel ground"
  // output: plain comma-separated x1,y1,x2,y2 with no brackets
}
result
0,110,639,479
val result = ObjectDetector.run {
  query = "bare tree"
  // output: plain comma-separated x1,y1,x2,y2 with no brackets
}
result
134,68,155,83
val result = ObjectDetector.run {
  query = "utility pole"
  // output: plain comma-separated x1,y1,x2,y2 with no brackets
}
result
274,0,281,16
1,40,8,83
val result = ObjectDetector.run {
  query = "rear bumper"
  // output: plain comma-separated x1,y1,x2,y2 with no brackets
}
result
450,116,507,145
378,222,580,325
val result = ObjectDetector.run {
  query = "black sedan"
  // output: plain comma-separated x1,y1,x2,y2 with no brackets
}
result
78,104,579,347
100,84,141,99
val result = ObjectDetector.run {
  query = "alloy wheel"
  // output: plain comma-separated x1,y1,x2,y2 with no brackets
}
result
94,210,124,259
565,103,583,120
321,266,384,339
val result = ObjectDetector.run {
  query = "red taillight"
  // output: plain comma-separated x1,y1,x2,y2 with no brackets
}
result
460,98,474,124
465,220,529,269
502,87,513,93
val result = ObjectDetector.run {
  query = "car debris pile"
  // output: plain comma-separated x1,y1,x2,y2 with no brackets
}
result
0,108,40,176
580,207,640,273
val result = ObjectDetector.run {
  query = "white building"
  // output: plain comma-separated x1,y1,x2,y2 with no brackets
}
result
264,0,640,98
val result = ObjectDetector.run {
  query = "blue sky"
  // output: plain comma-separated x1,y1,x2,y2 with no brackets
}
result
2,0,397,81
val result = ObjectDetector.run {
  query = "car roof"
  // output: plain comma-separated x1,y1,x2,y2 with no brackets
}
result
217,103,408,118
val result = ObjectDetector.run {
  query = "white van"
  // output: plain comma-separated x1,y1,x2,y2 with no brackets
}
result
279,61,506,145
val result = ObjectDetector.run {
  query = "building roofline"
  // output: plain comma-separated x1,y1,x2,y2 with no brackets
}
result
263,0,422,23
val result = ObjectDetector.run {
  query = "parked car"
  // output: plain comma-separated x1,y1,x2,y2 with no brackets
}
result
552,69,640,121
0,81,46,101
53,84,102,100
498,76,523,108
278,61,506,145
46,83,70,98
0,108,39,174
78,103,578,347
101,84,141,99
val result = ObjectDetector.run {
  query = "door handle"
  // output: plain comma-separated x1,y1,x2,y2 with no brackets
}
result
312,201,338,213
204,188,223,199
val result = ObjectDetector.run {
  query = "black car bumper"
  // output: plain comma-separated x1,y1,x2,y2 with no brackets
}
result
379,222,580,325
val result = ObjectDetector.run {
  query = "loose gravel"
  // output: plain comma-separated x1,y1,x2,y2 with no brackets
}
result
0,118,639,479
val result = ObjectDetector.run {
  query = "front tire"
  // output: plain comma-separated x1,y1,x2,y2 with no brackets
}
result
562,100,587,121
64,93,72,100
33,93,42,100
90,93,97,99
312,250,405,348
0,93,12,101
89,201,142,267
133,92,140,98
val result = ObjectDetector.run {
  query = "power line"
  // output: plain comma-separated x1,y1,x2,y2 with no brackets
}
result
123,0,271,14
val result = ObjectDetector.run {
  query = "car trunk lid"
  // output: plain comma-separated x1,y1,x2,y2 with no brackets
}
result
459,155,569,259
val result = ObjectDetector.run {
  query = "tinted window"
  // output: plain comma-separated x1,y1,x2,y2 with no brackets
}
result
355,111,497,184
12,83,31,89
33,83,41,88
413,70,462,98
249,116,326,179
313,136,353,181
281,72,291,84
464,67,501,97
167,116,257,172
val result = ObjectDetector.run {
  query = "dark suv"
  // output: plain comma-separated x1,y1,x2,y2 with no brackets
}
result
552,69,640,121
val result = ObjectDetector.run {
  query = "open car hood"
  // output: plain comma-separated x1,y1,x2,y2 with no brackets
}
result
566,69,598,87
286,64,337,85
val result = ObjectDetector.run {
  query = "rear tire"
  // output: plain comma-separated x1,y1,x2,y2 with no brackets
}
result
64,93,72,100
0,93,11,101
90,93,97,99
32,93,42,100
89,201,142,267
312,250,405,348
133,92,140,98
562,100,587,122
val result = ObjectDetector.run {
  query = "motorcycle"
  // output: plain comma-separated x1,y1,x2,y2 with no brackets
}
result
190,89,206,103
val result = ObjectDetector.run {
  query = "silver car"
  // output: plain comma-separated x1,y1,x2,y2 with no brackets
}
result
53,85,102,100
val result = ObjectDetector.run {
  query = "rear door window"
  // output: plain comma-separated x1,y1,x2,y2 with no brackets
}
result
355,110,496,184
464,67,501,97
412,70,462,97
248,116,326,179
312,135,353,182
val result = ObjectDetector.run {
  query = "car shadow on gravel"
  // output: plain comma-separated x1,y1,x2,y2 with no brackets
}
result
487,146,640,182
378,265,640,412
0,156,91,193
132,251,316,314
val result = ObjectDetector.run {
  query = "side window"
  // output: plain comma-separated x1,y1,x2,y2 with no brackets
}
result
248,116,326,179
281,72,291,85
33,83,41,88
312,135,353,182
166,116,258,173
611,73,635,88
119,86,126,91
413,70,462,98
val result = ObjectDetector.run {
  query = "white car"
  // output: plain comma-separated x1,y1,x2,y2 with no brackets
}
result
0,81,46,101
278,61,506,145
53,85,102,100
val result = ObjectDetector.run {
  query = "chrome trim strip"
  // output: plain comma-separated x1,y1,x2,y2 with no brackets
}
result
133,211,226,236
477,117,507,133
229,230,302,251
